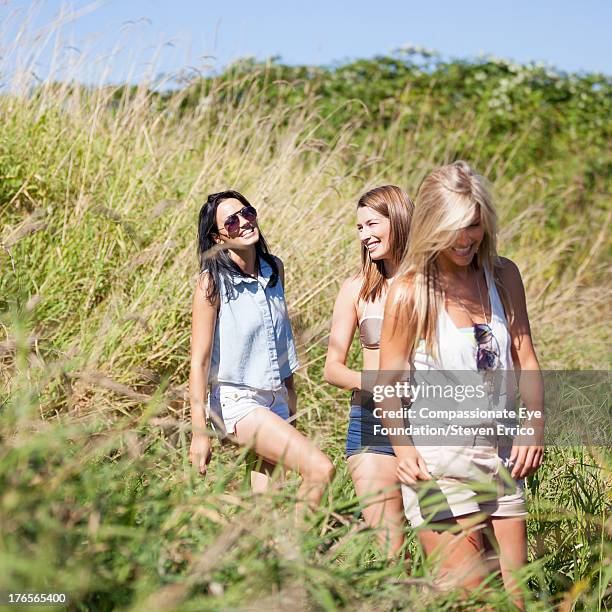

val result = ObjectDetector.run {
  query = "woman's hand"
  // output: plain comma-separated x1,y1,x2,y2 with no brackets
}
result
509,444,544,479
396,447,432,485
509,426,544,478
189,433,212,475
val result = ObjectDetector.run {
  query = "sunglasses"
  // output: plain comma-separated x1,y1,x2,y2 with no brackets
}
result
474,323,500,371
217,205,257,238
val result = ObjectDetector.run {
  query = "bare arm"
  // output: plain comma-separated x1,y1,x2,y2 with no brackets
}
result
499,258,544,478
275,255,298,422
324,276,362,391
188,274,218,475
377,279,431,483
376,279,431,485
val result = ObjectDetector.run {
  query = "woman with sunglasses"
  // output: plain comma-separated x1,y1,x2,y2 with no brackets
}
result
324,185,414,557
376,162,543,606
189,190,334,513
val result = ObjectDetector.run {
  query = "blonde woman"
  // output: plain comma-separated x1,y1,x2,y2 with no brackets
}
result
324,186,414,557
376,162,543,605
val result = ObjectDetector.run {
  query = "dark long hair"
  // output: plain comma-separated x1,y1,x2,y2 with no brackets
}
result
197,190,279,304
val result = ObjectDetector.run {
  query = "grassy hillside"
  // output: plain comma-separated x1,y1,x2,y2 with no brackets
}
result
1,41,610,610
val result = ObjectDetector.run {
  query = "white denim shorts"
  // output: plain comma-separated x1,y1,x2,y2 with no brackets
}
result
402,444,527,528
207,383,290,436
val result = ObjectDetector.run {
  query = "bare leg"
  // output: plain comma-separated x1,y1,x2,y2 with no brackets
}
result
234,408,335,518
347,453,405,558
249,457,278,494
488,517,527,609
418,514,489,591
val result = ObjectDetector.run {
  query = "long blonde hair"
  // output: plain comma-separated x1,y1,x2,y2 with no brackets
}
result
358,185,414,302
394,160,512,361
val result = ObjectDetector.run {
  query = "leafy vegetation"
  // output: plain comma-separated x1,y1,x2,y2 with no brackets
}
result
1,32,610,611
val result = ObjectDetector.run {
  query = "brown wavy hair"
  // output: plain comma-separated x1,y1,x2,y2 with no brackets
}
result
357,185,414,302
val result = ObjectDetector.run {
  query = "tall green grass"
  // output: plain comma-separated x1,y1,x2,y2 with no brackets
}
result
1,9,610,610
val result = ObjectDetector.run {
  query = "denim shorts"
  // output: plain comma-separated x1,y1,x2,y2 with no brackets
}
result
208,383,290,437
345,390,395,458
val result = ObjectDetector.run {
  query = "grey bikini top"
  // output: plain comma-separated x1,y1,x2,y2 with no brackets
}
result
357,278,397,350
358,297,385,350
359,315,383,349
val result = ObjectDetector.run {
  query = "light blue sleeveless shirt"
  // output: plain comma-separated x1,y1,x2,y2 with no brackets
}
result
208,257,299,390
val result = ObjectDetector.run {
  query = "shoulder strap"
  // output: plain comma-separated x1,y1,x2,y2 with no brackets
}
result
484,266,505,321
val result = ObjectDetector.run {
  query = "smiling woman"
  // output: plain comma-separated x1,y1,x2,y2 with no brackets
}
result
188,190,334,518
376,161,544,606
324,185,414,558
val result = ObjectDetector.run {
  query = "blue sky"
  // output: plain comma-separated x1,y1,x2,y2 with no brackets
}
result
1,0,611,85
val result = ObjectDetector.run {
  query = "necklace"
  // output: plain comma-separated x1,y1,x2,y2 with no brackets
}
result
448,273,489,326
475,274,489,324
